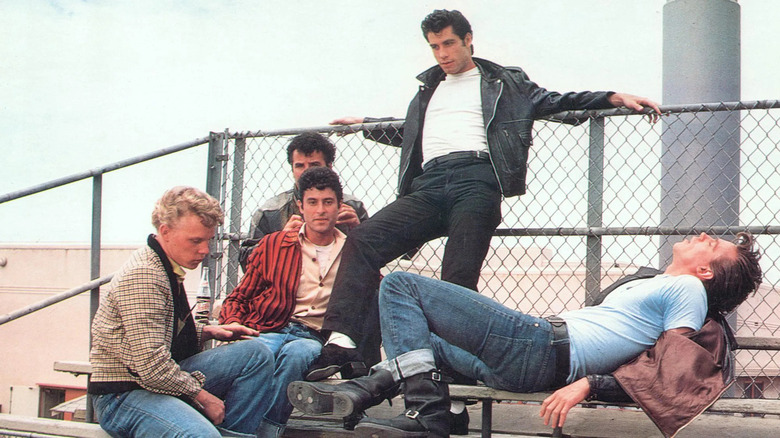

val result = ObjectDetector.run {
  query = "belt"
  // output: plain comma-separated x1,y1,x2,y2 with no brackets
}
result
423,150,490,171
545,316,570,388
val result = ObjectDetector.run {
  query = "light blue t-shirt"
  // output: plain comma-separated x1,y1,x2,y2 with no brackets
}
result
559,274,707,382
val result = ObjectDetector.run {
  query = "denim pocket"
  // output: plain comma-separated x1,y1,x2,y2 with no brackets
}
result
483,333,533,392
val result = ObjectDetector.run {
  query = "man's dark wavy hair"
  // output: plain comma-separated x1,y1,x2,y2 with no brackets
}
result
703,232,762,315
296,166,343,204
286,132,336,166
421,9,472,41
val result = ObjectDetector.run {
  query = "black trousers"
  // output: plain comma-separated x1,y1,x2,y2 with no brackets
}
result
323,156,503,356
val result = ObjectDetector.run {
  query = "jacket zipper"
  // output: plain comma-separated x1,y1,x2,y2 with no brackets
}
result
485,78,505,194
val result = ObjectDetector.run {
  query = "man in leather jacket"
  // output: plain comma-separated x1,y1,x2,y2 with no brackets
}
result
306,9,662,381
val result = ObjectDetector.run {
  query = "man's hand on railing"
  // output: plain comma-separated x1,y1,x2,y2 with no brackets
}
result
330,116,365,125
330,117,366,136
608,93,662,123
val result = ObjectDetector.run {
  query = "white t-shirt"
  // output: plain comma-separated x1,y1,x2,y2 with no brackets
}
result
421,67,488,166
559,274,707,382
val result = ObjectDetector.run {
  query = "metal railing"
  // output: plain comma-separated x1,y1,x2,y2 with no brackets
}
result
0,136,213,328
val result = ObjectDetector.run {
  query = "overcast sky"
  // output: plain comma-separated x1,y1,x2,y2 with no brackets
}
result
1,0,778,244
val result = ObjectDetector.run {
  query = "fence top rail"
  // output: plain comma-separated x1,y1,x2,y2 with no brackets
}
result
0,136,212,204
231,99,780,139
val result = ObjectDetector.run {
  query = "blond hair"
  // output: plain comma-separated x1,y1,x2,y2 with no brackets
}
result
151,186,224,230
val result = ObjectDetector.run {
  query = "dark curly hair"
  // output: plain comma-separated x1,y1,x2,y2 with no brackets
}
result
296,166,343,204
286,132,336,166
421,9,472,41
703,232,762,315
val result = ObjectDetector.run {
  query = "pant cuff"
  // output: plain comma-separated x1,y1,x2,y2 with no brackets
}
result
255,419,285,438
371,349,436,381
216,426,256,438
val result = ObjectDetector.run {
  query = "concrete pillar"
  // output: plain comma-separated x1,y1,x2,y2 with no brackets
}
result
660,0,741,266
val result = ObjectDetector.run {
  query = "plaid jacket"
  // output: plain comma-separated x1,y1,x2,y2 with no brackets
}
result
88,235,205,398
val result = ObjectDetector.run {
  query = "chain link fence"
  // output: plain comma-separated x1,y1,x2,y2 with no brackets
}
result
208,100,780,401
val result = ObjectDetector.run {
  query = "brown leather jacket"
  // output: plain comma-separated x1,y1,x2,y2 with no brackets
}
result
613,317,734,438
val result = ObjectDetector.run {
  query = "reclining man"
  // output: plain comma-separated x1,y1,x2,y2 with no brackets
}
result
89,187,270,437
289,232,762,437
239,132,369,270
220,167,375,437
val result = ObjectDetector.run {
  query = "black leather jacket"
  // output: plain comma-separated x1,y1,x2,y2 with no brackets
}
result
366,57,615,198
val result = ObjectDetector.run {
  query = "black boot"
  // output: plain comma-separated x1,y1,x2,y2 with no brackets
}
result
305,344,368,381
354,371,451,438
287,370,399,417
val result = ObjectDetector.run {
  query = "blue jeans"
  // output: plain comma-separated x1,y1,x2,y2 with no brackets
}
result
373,272,559,393
323,159,503,345
92,339,274,438
251,322,324,437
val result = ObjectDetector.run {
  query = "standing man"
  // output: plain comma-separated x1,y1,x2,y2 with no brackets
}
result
240,132,369,270
89,186,271,438
290,232,762,437
308,9,662,378
220,167,375,437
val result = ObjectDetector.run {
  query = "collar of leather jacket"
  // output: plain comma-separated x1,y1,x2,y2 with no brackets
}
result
415,57,505,87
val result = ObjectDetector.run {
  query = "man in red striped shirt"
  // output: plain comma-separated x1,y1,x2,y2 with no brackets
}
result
219,167,352,437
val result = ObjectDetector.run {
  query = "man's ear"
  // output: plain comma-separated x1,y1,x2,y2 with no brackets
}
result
696,265,714,281
158,224,170,240
296,199,303,212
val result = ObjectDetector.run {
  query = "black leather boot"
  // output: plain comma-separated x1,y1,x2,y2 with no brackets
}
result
287,369,399,416
305,344,368,381
354,371,451,438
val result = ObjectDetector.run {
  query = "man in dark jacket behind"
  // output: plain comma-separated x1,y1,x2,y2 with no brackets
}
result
240,132,369,270
307,9,662,382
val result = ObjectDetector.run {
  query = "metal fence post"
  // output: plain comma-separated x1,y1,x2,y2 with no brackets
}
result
585,117,605,305
86,173,102,422
225,137,246,296
206,132,226,300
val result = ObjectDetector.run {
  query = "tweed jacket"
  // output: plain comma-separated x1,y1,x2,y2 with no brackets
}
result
88,235,206,399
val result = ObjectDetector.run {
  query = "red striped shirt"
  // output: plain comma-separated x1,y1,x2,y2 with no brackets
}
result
219,230,303,332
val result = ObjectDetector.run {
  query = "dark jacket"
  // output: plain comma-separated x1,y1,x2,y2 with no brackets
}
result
365,57,615,197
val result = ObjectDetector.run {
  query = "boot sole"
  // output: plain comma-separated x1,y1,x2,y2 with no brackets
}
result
287,382,357,416
305,361,368,381
354,423,428,438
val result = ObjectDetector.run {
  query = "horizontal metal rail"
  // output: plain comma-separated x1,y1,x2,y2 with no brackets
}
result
230,100,780,138
492,225,780,237
220,224,780,244
0,275,114,326
0,136,210,204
